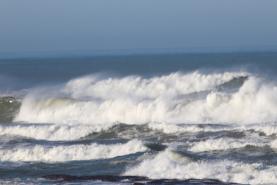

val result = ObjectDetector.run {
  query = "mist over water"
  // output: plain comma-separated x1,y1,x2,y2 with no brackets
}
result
1,53,277,184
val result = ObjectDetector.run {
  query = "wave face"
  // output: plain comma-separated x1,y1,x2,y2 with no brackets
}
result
0,96,20,122
3,69,277,184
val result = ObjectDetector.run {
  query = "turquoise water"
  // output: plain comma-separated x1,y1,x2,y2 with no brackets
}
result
1,52,277,184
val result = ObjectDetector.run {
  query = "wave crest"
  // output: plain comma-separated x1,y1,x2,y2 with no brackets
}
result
124,149,277,184
0,139,146,162
14,71,277,125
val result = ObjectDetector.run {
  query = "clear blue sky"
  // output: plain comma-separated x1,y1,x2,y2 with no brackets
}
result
0,0,277,57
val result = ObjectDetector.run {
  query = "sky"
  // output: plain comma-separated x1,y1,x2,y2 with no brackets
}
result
0,0,277,57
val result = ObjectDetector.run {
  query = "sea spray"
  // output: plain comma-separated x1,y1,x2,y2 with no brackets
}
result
14,71,277,125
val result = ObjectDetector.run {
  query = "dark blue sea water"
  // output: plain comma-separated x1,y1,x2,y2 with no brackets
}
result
1,52,277,89
1,52,277,184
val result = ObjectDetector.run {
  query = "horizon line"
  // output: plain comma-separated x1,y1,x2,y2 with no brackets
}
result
1,48,277,60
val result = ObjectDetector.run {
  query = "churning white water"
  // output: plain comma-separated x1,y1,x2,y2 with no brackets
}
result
15,71,277,125
2,70,277,184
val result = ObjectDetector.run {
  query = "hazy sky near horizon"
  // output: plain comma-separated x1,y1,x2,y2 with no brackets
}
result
0,0,277,56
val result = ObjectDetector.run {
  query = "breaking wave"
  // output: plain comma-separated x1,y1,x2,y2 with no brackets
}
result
3,69,277,184
0,96,20,122
188,137,267,152
13,70,277,127
124,149,277,184
0,124,102,141
0,139,146,162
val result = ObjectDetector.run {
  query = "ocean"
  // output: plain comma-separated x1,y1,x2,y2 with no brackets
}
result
1,52,277,184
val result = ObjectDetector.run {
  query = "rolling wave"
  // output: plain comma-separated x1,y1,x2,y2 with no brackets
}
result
14,71,274,126
0,123,103,141
2,70,277,184
124,149,277,184
0,139,146,162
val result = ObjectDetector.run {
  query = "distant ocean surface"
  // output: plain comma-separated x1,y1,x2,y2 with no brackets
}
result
1,52,277,184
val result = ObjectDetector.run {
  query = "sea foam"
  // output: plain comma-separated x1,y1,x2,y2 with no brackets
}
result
0,124,107,141
0,139,146,162
124,149,277,184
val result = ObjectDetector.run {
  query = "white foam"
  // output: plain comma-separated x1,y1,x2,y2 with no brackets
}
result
148,122,234,134
0,139,147,162
14,71,277,126
242,124,277,136
188,137,267,152
124,149,277,184
64,71,242,99
0,124,110,141
268,139,277,149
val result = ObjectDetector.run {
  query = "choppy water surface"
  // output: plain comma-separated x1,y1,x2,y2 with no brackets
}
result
1,53,277,184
